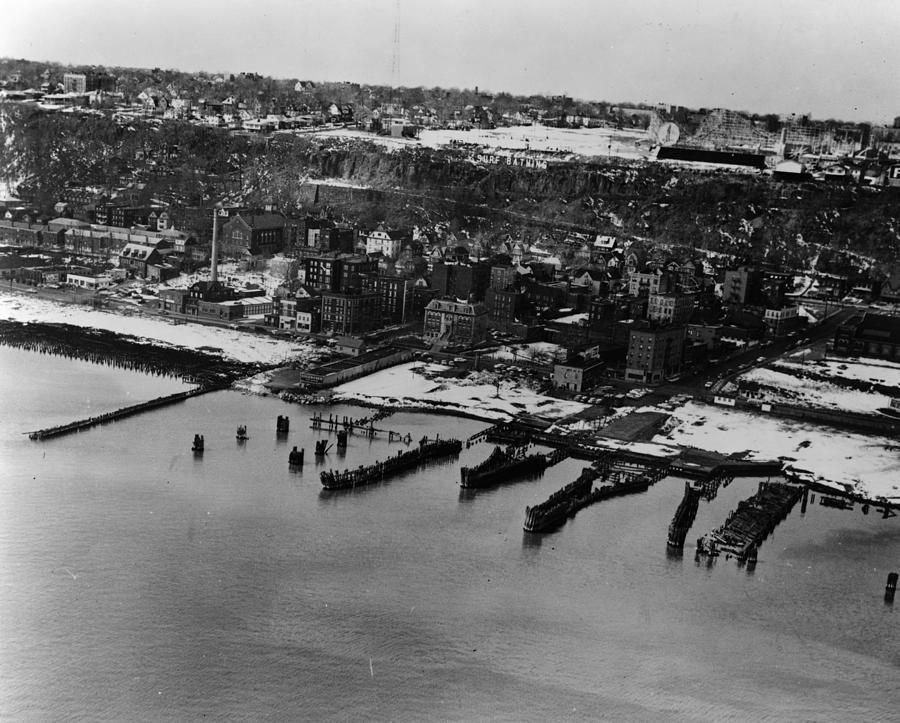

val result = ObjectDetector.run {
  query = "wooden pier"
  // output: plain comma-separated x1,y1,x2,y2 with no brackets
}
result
523,454,671,533
27,386,220,441
310,411,411,442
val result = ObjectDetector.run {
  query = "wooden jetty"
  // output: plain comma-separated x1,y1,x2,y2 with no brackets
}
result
696,481,803,560
523,455,671,533
310,411,411,443
27,386,218,441
320,436,462,490
460,445,567,489
667,481,702,549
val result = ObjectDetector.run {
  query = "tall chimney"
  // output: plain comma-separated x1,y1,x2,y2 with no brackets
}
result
210,203,223,283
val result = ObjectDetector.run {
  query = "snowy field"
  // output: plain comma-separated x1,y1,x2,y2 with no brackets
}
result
777,357,900,387
732,357,900,415
653,401,900,502
332,362,587,421
419,125,650,159
319,125,651,160
735,366,891,415
0,293,317,364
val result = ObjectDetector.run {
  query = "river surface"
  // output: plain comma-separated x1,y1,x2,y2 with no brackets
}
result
1,346,898,721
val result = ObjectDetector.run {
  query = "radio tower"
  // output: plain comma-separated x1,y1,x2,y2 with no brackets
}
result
390,0,400,106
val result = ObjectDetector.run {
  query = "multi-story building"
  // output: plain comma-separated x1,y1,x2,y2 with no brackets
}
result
762,305,800,335
62,72,116,94
722,266,761,305
221,213,285,256
431,262,491,301
485,287,524,331
647,291,695,326
363,226,410,258
490,265,518,291
628,269,674,297
423,299,488,346
625,325,685,383
360,274,415,323
833,313,900,361
553,357,606,392
320,291,381,335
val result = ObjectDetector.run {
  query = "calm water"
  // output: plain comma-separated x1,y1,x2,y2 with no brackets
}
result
1,346,898,721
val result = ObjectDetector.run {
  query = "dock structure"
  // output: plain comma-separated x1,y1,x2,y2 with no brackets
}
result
667,481,702,549
27,386,220,441
320,436,462,490
310,411,410,442
523,455,671,533
696,481,803,561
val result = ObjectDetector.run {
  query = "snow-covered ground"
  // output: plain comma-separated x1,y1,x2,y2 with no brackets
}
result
653,401,900,502
731,357,900,415
735,366,891,415
779,357,900,387
332,362,587,421
316,125,651,160
0,293,318,364
162,260,289,296
419,125,650,159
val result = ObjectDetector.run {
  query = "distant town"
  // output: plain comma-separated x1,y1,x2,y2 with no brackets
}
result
2,57,900,508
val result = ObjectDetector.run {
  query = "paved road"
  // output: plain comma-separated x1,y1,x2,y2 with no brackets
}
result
653,307,856,398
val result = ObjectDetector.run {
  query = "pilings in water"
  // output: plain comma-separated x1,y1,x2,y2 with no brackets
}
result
886,572,898,604
320,436,462,490
667,481,702,550
314,439,331,456
276,415,290,434
336,430,348,449
236,424,249,441
191,434,205,453
27,386,219,441
289,446,305,466
310,412,408,442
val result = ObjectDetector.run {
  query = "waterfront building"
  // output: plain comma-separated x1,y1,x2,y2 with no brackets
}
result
320,291,381,335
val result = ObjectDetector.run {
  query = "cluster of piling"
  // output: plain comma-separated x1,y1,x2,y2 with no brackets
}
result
523,468,597,533
276,415,290,434
698,470,734,502
0,319,257,386
320,436,462,490
696,481,803,561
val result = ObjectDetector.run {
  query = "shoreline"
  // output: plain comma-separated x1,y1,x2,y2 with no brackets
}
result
3,314,897,508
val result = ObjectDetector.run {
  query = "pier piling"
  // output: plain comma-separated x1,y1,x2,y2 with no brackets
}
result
886,572,898,603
